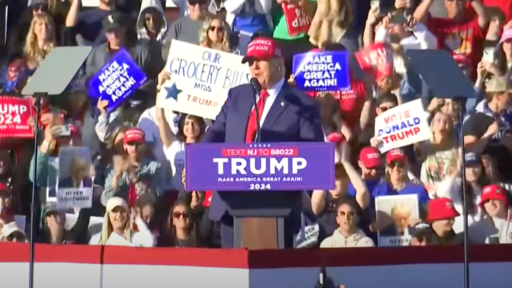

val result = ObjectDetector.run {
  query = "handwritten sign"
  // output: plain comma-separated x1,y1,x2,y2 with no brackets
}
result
292,51,350,91
88,49,147,113
0,96,34,138
161,41,251,119
186,142,335,191
56,188,93,210
282,3,312,37
374,99,431,152
354,42,393,79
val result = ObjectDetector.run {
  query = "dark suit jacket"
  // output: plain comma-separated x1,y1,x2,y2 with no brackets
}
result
203,82,324,222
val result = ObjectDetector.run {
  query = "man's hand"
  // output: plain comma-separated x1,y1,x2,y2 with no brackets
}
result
426,97,445,113
394,0,410,9
366,7,380,26
182,169,186,190
370,136,383,148
40,113,64,126
97,100,109,115
484,121,499,138
43,125,61,143
190,191,202,209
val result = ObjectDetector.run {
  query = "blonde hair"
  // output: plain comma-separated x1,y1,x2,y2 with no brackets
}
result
24,13,55,69
198,17,231,52
98,209,131,245
391,204,411,220
70,157,89,177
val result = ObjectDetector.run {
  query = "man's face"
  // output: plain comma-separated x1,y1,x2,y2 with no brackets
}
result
144,9,162,33
105,29,125,47
249,59,275,89
445,0,465,18
187,0,206,16
497,92,512,111
336,204,357,232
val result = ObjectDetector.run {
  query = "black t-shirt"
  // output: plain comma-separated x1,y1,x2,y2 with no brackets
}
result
430,229,464,245
463,112,512,178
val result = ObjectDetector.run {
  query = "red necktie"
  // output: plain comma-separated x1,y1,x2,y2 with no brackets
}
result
245,90,269,143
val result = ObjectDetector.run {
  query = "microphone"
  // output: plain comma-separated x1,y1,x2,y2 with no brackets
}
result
249,77,263,143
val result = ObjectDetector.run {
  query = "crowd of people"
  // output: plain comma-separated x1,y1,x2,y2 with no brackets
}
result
0,0,510,250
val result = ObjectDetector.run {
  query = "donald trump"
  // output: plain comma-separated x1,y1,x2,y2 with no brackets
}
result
203,37,324,249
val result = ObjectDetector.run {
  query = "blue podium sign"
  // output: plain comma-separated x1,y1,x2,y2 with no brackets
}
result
185,142,335,191
292,51,350,91
87,49,147,113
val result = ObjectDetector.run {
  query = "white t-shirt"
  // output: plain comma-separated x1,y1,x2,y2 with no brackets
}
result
164,141,186,191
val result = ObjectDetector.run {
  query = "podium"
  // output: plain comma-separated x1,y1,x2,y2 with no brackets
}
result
186,142,335,249
218,191,300,249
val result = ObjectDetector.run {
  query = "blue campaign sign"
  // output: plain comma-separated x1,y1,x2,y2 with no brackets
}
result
186,142,335,191
292,51,350,92
87,49,147,113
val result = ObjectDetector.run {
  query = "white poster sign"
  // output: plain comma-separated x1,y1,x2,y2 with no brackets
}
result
375,194,419,247
160,40,251,119
374,99,431,153
57,147,93,209
57,188,93,210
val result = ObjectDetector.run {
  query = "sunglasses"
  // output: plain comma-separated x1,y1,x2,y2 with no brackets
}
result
387,160,405,169
338,211,356,217
173,211,189,219
127,142,142,146
209,26,225,33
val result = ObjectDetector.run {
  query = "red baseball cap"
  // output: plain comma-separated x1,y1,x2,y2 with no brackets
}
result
124,128,146,144
479,184,509,207
386,149,407,164
241,37,283,64
359,147,382,169
428,198,460,222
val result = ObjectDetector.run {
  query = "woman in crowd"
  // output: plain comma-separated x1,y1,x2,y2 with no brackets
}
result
90,197,155,246
419,111,459,196
373,149,429,207
101,128,165,207
134,190,159,237
320,198,375,248
469,184,512,244
199,16,231,52
24,12,56,71
158,200,203,247
493,24,512,76
0,222,26,242
156,100,206,192
436,152,491,234
7,0,70,60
